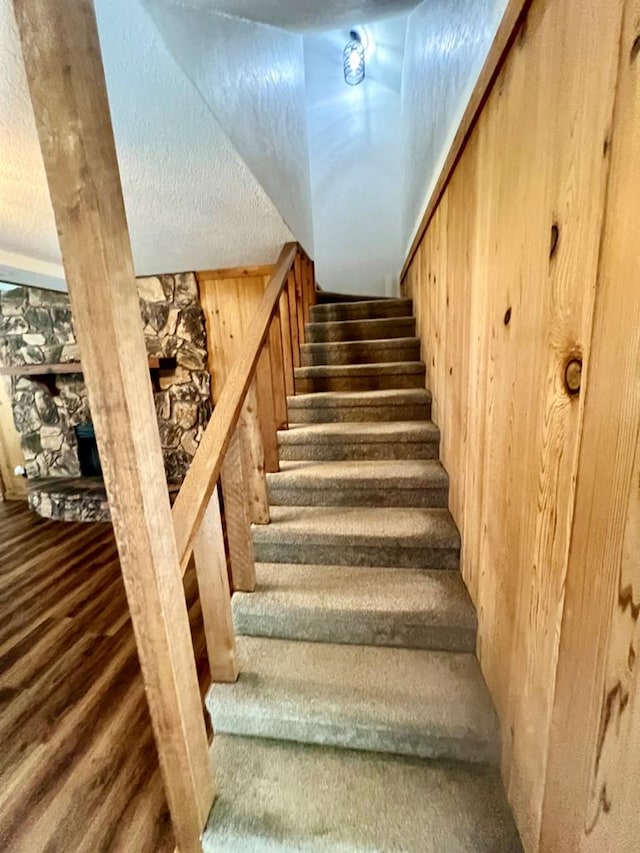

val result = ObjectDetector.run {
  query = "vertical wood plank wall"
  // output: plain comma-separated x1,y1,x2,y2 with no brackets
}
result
196,266,275,403
402,0,639,849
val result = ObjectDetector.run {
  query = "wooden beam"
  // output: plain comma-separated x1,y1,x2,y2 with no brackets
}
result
400,0,532,280
0,357,171,376
173,243,296,569
192,486,238,683
196,264,275,280
11,2,214,850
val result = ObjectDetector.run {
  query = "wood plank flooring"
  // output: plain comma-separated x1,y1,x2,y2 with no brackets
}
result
0,500,209,852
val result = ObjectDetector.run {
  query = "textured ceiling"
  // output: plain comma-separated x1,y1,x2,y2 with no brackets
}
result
157,0,421,32
0,0,293,281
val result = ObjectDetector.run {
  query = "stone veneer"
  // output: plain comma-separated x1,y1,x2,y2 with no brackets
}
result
0,274,212,500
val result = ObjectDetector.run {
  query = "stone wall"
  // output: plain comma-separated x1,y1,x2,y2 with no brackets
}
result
0,274,211,483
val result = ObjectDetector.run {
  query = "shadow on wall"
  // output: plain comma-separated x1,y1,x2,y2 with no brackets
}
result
402,0,509,251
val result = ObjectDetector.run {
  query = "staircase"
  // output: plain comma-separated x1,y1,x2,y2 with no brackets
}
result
204,297,521,851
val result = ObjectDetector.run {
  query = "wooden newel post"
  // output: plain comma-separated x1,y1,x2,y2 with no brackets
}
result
11,1,214,850
192,486,238,683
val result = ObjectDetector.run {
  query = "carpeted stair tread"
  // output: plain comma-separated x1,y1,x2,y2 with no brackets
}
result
287,388,431,423
267,459,448,507
252,505,460,569
203,735,522,852
206,636,500,764
305,316,416,343
232,563,477,651
310,297,413,322
294,360,425,392
301,336,421,366
278,419,440,460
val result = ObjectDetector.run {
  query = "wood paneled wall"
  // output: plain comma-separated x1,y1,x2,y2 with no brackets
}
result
197,265,275,403
402,0,640,849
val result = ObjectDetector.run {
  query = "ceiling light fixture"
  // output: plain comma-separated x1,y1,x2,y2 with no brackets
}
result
343,31,365,86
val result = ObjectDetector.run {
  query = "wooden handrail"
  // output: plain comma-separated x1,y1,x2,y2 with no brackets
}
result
172,242,298,572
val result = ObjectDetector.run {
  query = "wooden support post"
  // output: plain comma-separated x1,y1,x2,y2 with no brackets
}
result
287,270,301,369
269,312,288,430
11,2,215,850
220,430,256,592
237,379,270,524
192,486,238,683
294,256,306,344
255,344,280,474
279,290,295,397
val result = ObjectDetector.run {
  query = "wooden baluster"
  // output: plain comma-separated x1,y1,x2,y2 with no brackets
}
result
279,289,295,397
237,378,270,524
220,430,256,592
287,270,301,368
255,344,280,473
299,255,310,327
192,486,238,683
294,255,306,344
11,2,214,849
269,312,288,430
306,258,317,311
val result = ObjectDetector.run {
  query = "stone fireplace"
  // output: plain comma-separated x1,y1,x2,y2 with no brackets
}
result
0,273,212,522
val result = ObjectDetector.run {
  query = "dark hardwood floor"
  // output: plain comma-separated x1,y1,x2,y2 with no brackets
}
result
0,499,208,853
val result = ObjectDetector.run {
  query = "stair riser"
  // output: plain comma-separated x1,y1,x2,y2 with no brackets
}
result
295,373,424,393
310,299,412,323
208,711,495,765
252,541,460,570
267,484,449,508
232,610,476,653
301,340,420,367
288,403,431,424
278,441,440,461
306,318,416,344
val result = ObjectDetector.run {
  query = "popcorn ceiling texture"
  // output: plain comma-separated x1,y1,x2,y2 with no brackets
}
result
0,0,294,276
0,275,212,486
144,1,314,253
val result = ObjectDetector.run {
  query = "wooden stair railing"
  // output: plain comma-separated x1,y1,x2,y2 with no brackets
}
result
169,240,315,835
172,242,313,570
